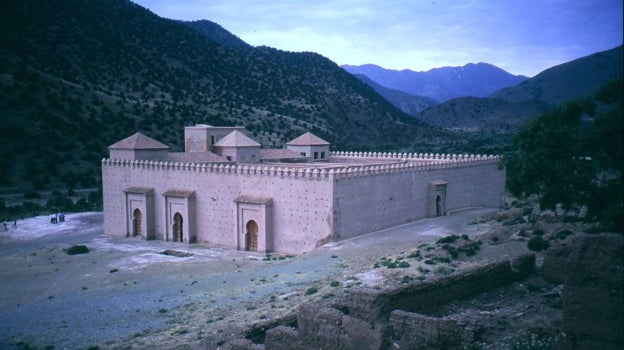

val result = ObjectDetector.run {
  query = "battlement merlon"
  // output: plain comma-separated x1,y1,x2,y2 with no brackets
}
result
101,154,502,181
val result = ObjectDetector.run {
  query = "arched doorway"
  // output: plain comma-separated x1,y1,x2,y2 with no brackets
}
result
132,209,142,237
173,213,183,242
436,195,442,217
246,220,258,251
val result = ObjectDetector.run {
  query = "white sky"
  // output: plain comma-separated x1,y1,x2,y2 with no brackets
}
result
131,0,623,77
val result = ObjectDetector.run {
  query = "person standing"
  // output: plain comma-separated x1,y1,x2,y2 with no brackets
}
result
12,219,17,228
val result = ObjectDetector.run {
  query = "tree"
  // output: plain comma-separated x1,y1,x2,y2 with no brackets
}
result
505,95,623,232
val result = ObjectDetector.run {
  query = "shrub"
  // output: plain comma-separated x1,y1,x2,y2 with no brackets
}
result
436,265,455,275
458,242,482,256
436,235,460,244
23,191,40,199
442,244,458,259
330,281,340,287
551,230,574,240
527,237,549,251
305,287,318,295
398,261,410,268
401,275,414,284
407,250,421,259
66,245,89,255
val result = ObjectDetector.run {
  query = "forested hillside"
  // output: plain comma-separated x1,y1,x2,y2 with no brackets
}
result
0,0,443,192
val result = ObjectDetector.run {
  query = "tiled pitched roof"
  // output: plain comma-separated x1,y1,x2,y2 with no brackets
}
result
108,133,169,150
214,130,261,147
286,132,330,146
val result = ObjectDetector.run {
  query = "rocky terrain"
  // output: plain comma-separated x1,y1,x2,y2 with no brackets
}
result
1,200,621,349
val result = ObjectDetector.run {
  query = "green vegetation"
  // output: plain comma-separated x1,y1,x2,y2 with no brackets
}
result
0,0,449,193
504,80,623,232
66,244,90,255
304,287,318,295
527,237,550,252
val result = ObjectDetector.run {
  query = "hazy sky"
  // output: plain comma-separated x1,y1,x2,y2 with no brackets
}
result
131,0,622,77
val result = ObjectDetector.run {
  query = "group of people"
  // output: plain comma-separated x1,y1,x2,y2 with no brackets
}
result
50,212,66,224
3,219,17,231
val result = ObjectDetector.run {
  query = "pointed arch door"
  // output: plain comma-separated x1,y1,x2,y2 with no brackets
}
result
132,209,142,237
173,212,183,242
246,220,258,251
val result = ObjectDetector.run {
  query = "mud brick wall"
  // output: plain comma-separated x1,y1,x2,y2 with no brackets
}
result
261,254,535,350
390,310,479,349
338,253,535,322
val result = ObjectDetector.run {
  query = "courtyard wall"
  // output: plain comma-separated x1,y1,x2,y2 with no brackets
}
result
331,154,505,240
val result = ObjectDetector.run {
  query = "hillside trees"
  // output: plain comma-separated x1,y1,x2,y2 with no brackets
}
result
505,80,623,231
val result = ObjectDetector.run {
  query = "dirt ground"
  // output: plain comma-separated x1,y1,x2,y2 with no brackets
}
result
0,206,571,349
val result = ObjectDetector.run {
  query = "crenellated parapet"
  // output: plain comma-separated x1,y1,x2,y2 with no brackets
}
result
102,158,334,181
330,151,499,162
102,153,501,181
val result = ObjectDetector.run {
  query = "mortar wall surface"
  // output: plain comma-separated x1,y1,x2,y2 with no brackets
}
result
102,160,334,254
332,162,505,240
102,154,505,254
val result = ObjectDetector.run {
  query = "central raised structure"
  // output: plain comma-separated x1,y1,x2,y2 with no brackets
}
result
102,124,505,254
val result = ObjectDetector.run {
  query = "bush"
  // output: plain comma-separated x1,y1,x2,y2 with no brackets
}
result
305,287,318,295
436,235,459,244
527,237,549,251
66,244,89,255
23,191,40,199
330,281,340,287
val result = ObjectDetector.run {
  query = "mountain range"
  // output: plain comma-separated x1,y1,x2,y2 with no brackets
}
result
352,74,438,115
0,0,621,193
342,63,528,102
416,46,622,132
0,0,441,192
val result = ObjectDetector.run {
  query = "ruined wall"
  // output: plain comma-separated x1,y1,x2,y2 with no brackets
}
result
332,154,505,240
102,160,334,254
260,254,535,350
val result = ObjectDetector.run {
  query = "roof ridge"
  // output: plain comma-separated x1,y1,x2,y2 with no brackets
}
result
108,132,169,150
287,132,330,146
214,130,261,147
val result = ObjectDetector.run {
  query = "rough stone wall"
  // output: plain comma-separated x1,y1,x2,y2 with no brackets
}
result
260,254,535,350
339,253,534,322
264,304,385,350
545,234,624,349
390,310,479,349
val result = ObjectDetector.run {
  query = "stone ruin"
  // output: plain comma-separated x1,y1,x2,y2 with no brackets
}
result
221,233,623,349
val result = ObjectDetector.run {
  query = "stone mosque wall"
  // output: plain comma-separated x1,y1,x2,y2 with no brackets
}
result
102,160,335,254
330,153,504,240
102,151,505,254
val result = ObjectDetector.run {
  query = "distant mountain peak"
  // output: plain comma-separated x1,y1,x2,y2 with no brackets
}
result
342,62,527,102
